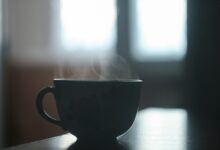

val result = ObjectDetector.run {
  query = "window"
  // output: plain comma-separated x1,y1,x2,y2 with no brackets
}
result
131,0,187,62
60,0,187,62
7,0,187,66
60,0,116,54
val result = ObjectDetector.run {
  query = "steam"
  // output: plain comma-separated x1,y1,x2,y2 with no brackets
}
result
54,52,139,80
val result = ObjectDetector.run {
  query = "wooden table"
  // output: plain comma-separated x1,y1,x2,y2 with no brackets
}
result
5,108,220,150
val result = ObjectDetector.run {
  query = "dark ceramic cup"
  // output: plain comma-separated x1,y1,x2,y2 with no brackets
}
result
36,79,142,143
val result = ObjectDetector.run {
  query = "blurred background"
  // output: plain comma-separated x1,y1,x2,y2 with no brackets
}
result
0,0,219,148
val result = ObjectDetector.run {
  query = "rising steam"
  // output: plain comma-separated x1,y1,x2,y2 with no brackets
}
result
54,52,139,80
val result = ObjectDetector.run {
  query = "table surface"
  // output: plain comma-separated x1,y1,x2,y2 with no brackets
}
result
5,108,220,150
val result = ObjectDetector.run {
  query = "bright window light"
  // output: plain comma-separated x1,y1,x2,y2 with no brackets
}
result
131,0,187,61
60,0,116,53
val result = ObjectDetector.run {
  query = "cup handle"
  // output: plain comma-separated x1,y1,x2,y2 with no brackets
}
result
36,86,62,127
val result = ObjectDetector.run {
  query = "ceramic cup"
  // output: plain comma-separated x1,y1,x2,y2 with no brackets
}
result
36,79,142,143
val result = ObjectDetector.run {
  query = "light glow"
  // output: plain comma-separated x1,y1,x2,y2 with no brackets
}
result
60,0,116,53
132,0,187,61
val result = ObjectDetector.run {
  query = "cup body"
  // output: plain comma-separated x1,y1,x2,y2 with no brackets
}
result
39,79,142,140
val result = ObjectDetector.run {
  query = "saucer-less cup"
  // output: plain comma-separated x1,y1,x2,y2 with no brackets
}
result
36,79,142,144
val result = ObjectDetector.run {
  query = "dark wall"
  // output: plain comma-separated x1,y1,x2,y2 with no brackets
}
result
186,0,220,117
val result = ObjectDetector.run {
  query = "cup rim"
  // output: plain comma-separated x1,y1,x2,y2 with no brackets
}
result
54,78,142,82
